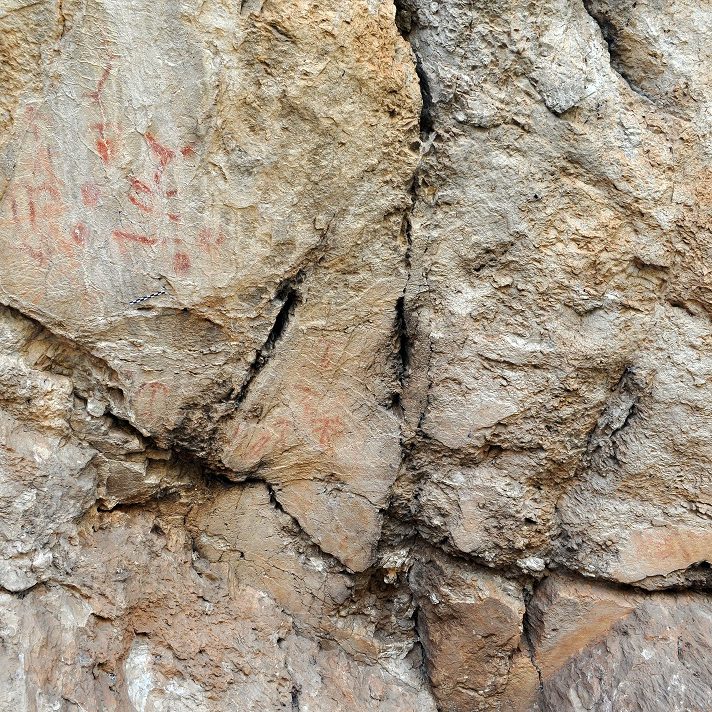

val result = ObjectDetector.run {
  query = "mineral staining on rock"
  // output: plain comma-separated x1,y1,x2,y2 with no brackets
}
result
1,0,711,710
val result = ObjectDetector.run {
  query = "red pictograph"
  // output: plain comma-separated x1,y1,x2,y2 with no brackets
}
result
92,122,117,164
1,65,223,285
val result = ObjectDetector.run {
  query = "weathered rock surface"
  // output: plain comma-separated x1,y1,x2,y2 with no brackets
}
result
528,575,712,711
1,0,712,709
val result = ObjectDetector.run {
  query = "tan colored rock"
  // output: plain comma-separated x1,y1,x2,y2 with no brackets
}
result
2,0,712,708
527,575,637,679
528,575,712,711
0,498,435,711
399,0,712,589
611,526,712,584
411,553,539,712
0,0,420,572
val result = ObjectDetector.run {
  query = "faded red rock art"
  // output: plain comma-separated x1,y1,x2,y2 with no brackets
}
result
0,66,221,299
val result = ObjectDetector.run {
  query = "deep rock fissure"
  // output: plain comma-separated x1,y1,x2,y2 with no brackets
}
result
233,276,303,406
522,582,545,698
394,0,434,134
290,685,301,712
582,0,658,105
388,3,441,702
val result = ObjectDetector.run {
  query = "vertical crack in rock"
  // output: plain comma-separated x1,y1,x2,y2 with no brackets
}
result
389,0,430,469
388,0,432,505
234,276,303,405
393,295,410,412
392,0,434,426
290,685,301,712
582,0,656,104
388,4,440,703
411,599,437,700
394,0,434,133
522,582,545,698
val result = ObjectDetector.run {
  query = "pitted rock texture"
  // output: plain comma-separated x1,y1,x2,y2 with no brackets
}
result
1,0,711,710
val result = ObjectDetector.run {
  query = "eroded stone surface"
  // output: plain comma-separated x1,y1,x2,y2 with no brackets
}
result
2,0,712,709
0,0,420,573
399,0,712,583
410,552,539,712
528,575,712,711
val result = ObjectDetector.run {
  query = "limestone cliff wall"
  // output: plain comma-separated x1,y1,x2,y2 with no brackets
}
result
0,1,711,710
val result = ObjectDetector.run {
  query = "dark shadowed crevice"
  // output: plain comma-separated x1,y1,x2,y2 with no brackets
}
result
582,0,617,52
394,0,434,135
412,603,438,705
170,271,306,454
0,580,43,598
384,0,428,431
391,295,411,412
522,582,545,699
582,0,658,105
290,685,301,711
413,64,435,134
391,0,438,445
234,276,303,405
554,560,712,594
389,0,432,422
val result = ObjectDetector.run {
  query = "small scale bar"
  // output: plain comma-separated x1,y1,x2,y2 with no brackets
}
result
128,288,166,306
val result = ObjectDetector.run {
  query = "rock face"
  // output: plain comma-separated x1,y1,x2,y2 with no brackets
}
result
1,0,711,710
